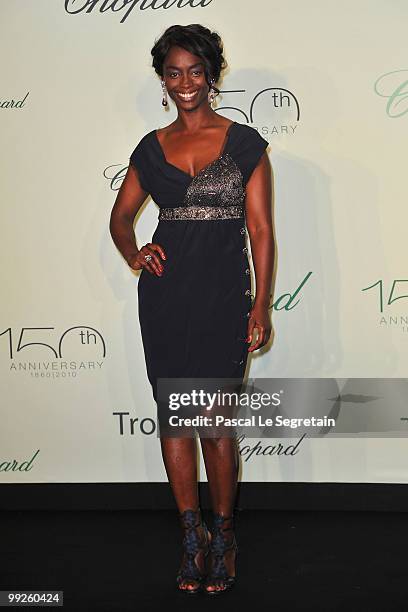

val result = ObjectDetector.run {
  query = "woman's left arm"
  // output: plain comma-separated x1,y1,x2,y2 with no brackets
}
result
245,151,275,352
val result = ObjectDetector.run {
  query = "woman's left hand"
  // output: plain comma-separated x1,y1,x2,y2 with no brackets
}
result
247,303,273,352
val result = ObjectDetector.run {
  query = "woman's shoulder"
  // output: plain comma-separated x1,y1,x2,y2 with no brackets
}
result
129,129,157,162
233,122,269,147
129,129,158,192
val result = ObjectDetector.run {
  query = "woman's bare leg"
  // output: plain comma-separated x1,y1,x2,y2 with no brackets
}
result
199,436,239,511
199,435,239,592
160,436,207,592
160,436,200,512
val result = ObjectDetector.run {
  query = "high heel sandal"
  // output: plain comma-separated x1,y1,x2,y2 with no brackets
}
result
204,512,238,595
176,508,210,594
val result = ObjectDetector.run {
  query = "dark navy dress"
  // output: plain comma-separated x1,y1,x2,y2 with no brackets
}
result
129,121,269,410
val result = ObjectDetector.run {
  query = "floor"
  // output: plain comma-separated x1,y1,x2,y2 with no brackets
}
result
2,509,408,611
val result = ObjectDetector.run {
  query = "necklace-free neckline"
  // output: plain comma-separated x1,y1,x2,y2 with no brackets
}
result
153,121,237,180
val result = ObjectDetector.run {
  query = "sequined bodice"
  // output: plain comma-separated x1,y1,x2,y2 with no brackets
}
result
158,153,246,221
183,153,245,208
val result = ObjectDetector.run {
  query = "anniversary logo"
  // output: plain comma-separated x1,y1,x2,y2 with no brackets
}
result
216,87,301,138
5,325,106,378
362,278,408,333
64,0,215,23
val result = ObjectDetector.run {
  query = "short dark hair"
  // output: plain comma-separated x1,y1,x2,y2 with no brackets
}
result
151,24,227,91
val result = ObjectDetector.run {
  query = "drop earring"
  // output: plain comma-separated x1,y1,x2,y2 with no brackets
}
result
161,80,168,107
208,78,216,106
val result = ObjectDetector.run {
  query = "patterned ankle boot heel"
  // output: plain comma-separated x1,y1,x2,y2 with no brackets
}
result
204,512,238,595
176,508,210,594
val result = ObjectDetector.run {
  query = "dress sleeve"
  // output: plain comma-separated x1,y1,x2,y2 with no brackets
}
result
129,136,150,193
235,125,269,187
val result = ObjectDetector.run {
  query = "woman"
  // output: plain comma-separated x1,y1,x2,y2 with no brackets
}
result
110,24,274,595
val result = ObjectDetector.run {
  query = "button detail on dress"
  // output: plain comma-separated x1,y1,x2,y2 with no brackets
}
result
245,268,250,275
240,227,246,235
245,289,251,296
242,247,248,254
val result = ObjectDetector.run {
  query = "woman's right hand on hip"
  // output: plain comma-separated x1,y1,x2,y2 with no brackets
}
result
127,243,167,276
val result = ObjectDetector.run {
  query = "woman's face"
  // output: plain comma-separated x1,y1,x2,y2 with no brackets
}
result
162,45,211,111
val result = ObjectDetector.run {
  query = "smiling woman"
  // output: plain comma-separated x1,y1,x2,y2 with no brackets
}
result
109,23,275,596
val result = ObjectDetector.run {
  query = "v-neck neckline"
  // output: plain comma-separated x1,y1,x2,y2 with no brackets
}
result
153,121,237,180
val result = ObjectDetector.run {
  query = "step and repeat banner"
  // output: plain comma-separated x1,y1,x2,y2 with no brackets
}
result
1,0,407,484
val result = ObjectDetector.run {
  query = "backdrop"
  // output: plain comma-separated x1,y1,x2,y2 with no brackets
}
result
1,0,407,483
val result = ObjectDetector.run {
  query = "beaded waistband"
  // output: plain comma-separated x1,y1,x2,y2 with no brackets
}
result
158,205,245,221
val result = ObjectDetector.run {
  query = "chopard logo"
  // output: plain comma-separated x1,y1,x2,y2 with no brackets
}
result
374,70,408,118
0,92,29,109
64,0,215,23
0,449,40,473
237,434,306,462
